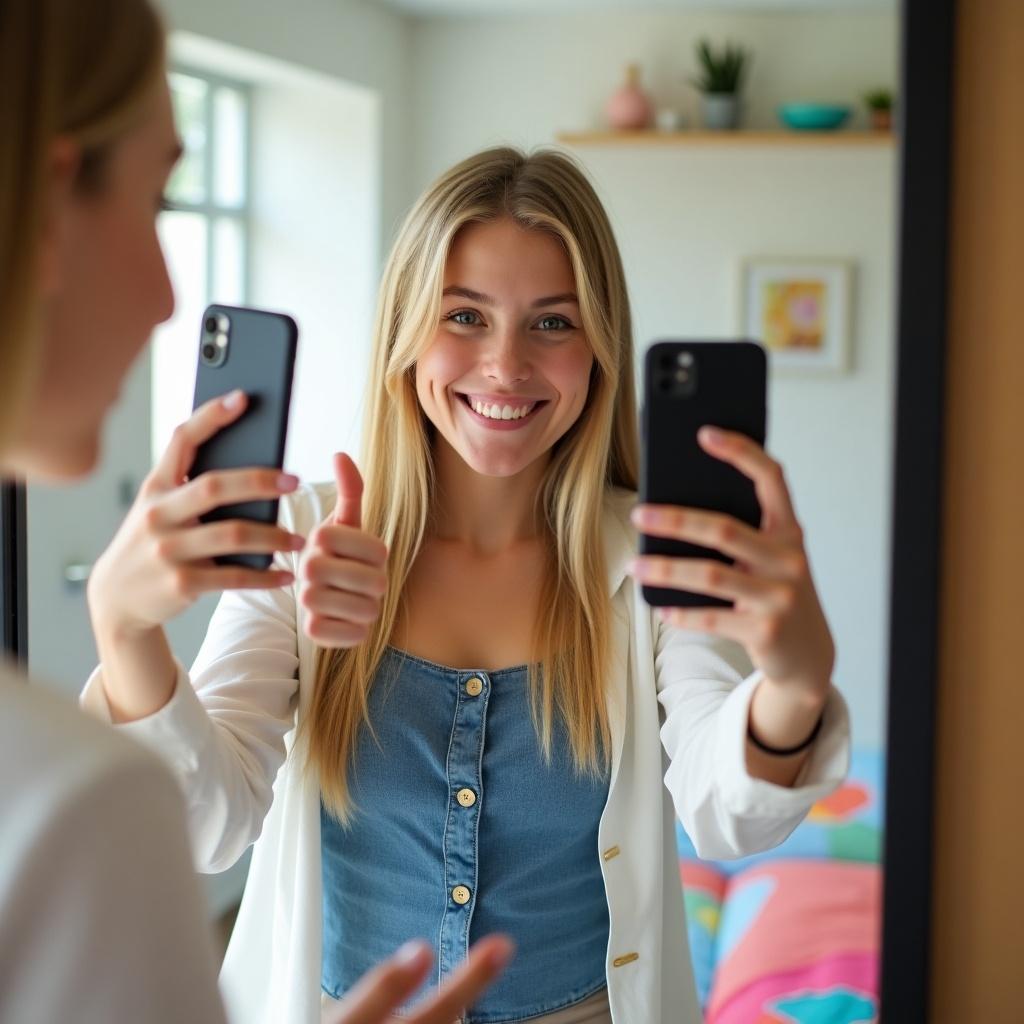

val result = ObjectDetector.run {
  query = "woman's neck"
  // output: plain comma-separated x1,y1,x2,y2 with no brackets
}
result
430,437,548,553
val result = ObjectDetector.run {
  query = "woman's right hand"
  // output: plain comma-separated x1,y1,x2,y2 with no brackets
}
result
323,936,514,1024
297,452,388,648
86,390,306,639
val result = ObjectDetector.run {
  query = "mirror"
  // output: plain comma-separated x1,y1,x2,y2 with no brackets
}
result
24,0,900,1020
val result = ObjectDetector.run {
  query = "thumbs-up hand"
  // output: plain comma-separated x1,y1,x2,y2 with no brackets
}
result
298,453,388,648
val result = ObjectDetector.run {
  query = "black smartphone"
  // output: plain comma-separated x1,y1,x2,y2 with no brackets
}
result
638,340,767,608
190,303,298,570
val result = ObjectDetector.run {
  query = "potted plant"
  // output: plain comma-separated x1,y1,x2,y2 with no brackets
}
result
863,88,894,131
692,38,750,130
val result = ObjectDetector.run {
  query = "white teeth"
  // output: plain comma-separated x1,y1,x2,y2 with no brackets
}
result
469,398,536,421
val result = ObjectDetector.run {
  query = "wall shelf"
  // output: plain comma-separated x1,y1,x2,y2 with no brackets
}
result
557,130,896,148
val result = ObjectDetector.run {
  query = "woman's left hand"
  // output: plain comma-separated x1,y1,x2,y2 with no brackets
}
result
628,426,834,705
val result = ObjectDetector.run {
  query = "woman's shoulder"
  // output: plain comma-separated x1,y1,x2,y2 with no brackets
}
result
0,667,182,823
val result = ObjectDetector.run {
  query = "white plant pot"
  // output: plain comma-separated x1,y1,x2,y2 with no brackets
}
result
701,94,740,130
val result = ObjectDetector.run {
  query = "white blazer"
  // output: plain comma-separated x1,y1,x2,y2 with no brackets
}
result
82,483,851,1024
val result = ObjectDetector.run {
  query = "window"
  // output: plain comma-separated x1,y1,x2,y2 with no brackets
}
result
152,68,251,462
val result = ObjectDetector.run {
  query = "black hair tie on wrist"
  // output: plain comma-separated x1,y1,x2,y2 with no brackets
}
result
747,709,824,756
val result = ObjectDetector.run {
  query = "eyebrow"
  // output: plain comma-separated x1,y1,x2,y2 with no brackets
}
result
442,285,579,308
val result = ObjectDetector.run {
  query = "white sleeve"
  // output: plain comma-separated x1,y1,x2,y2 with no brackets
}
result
654,613,851,860
80,574,302,874
0,747,227,1024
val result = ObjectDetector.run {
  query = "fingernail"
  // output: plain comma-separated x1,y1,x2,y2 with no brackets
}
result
289,535,306,550
277,473,299,491
222,389,245,410
393,939,431,970
700,426,723,444
631,507,652,526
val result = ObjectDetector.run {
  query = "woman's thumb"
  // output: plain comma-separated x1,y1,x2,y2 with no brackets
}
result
332,452,363,528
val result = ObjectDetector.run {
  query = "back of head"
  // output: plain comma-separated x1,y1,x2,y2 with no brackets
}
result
0,0,165,450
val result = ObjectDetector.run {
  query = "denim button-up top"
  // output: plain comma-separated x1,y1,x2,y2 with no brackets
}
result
321,646,610,1022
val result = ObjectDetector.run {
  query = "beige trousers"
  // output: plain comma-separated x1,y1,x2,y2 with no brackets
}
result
320,985,612,1024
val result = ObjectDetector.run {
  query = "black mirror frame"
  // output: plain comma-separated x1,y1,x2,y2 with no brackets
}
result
0,0,956,1015
880,0,955,1019
0,481,27,664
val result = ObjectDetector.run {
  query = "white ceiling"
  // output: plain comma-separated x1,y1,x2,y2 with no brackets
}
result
369,0,894,16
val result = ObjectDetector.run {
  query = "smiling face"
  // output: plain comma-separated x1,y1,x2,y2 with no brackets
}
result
415,217,595,479
7,74,181,481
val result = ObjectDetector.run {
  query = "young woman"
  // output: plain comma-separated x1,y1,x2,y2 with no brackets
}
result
0,0,509,1020
84,147,851,1024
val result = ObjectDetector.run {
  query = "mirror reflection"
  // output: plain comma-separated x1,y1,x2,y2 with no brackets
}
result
23,1,896,1022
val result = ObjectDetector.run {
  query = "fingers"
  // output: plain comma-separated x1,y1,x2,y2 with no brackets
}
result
655,605,763,646
333,452,364,529
628,556,794,610
323,940,433,1024
166,564,294,601
150,390,250,490
152,467,300,527
300,585,380,624
304,615,372,648
630,506,804,579
304,547,388,594
156,521,306,563
406,936,515,1024
696,427,799,529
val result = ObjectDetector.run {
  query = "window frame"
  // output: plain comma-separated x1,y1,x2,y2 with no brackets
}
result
163,63,254,307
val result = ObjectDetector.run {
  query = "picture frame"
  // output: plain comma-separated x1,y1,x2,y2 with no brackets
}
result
740,257,855,373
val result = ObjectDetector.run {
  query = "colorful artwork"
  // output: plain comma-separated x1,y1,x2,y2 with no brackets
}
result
741,258,854,372
761,280,827,351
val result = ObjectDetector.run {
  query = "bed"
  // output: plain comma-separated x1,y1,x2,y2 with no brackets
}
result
678,747,884,1024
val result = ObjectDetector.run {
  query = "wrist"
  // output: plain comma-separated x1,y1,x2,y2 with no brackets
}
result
90,606,157,650
758,673,830,713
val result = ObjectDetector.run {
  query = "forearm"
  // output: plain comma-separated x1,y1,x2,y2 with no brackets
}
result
744,675,828,787
91,616,178,724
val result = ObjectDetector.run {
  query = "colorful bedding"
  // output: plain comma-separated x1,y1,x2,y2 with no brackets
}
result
679,748,884,1023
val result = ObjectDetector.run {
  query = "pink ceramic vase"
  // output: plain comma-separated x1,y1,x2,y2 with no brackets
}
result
605,64,653,131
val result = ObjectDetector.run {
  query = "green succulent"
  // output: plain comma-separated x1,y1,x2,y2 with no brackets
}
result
863,88,894,111
692,39,750,95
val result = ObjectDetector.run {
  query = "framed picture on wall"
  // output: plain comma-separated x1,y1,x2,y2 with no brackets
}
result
740,257,855,373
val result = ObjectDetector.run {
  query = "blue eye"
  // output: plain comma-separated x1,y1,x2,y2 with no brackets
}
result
445,309,482,327
536,315,573,331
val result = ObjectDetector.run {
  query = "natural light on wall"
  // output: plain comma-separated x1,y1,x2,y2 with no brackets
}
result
152,69,250,464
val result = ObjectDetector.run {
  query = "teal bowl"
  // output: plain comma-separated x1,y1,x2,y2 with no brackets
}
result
777,103,851,131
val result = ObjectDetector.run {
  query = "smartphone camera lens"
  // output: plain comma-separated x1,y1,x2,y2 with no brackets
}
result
204,315,218,334
202,343,217,361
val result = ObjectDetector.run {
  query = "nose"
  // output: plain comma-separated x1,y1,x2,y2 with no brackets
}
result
153,242,176,328
483,326,531,385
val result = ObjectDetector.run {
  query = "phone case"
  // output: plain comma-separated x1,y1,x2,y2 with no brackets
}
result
190,304,298,570
639,340,767,608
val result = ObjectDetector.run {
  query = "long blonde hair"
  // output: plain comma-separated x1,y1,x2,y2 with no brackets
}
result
306,147,639,821
0,0,165,449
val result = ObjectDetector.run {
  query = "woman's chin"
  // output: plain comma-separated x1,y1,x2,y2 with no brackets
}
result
3,432,101,484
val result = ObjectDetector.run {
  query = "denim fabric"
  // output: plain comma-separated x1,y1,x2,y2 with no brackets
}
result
321,647,610,1023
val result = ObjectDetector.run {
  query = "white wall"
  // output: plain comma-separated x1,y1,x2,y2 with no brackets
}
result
409,9,899,746
159,0,413,246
